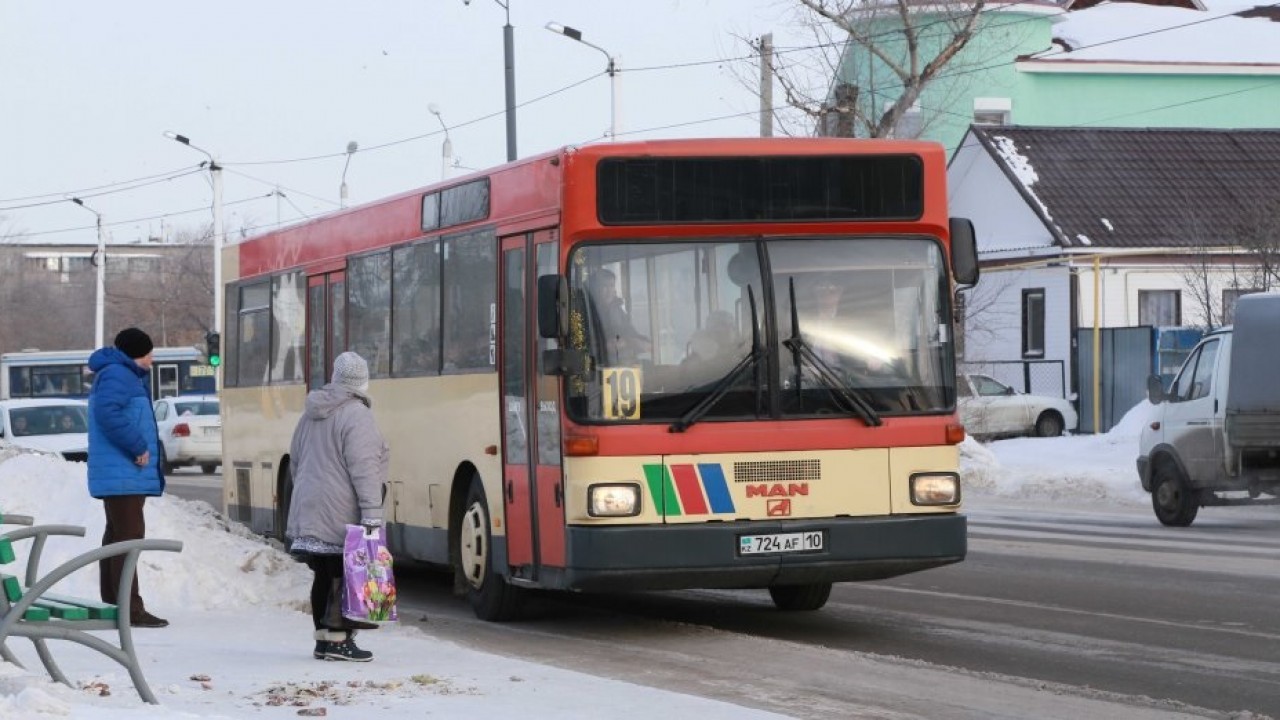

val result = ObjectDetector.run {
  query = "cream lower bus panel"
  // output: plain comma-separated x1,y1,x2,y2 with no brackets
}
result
564,447,958,524
222,385,307,537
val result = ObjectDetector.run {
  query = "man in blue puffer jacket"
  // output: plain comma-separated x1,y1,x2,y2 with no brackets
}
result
87,327,168,628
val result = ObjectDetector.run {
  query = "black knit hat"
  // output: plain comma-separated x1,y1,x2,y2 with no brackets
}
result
113,327,154,359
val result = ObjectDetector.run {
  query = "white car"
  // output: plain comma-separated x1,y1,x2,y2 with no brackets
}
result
957,373,1077,439
0,398,90,462
153,395,221,474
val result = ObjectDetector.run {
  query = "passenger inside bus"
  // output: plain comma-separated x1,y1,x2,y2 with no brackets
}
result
588,268,650,365
10,415,29,437
682,310,745,384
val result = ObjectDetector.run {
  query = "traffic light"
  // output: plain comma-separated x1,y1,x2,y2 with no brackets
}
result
205,331,222,367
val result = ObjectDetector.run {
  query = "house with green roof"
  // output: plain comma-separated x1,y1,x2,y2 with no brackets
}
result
827,1,1280,153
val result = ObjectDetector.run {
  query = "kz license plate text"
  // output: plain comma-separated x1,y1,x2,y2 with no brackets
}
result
739,531,824,555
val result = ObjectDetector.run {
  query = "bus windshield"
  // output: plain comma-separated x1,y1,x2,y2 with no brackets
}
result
565,236,954,424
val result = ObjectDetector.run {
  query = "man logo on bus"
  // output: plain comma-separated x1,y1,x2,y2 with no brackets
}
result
767,499,792,517
745,483,810,498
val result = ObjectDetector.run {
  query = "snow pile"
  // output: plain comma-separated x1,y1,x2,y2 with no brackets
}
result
0,453,310,612
960,401,1155,504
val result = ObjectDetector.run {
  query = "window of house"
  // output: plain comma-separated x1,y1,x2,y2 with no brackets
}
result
973,97,1011,126
1222,288,1261,325
1138,289,1180,327
1021,288,1045,358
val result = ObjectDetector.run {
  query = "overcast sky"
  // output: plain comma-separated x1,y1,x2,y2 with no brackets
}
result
1,1,809,248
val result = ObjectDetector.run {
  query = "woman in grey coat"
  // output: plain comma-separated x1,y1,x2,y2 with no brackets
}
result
287,351,389,662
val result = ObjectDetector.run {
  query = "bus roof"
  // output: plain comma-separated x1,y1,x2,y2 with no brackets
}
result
232,136,949,282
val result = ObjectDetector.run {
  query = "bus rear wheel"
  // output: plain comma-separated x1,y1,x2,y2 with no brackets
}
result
768,582,832,611
458,478,523,622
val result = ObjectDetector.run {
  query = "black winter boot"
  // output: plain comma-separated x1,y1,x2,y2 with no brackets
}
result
313,629,345,660
321,631,373,662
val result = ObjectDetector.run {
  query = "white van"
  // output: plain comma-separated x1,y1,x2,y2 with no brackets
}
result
1138,293,1280,526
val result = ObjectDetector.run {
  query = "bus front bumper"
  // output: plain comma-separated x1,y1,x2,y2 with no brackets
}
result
560,513,965,592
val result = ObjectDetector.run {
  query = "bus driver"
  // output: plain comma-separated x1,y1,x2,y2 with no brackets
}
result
588,268,649,364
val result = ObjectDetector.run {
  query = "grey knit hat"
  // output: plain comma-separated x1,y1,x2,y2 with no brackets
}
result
332,351,369,393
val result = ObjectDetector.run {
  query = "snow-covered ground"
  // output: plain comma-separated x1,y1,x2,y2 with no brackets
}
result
961,400,1153,505
0,403,1153,719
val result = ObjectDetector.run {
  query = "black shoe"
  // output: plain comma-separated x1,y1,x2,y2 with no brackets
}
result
130,611,169,628
321,638,373,662
313,641,331,660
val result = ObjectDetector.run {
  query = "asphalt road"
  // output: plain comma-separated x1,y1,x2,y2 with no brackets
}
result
165,468,224,511
169,476,1280,719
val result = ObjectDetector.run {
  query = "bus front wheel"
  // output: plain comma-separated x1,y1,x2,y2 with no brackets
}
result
458,478,523,622
768,582,832,611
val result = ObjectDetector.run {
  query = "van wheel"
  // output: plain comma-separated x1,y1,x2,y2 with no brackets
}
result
201,463,218,475
768,582,832,611
457,478,523,621
1152,463,1199,527
1034,411,1064,438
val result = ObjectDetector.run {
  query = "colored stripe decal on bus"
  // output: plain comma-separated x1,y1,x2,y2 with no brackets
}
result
642,463,737,516
642,464,681,517
697,463,735,514
670,464,709,515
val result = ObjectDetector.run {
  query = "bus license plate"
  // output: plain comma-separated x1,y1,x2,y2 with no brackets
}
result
739,531,824,555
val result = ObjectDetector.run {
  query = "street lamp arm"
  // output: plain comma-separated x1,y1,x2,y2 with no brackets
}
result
163,130,217,167
164,130,226,366
545,22,615,74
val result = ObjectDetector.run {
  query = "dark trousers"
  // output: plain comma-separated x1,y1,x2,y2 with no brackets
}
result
99,495,147,615
304,554,345,631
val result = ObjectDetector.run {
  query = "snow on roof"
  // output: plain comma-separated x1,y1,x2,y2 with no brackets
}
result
1039,1,1280,65
987,133,1056,226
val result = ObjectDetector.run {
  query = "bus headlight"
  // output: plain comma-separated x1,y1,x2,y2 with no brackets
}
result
909,473,960,506
587,483,641,517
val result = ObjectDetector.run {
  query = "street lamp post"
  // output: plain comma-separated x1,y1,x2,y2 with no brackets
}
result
546,22,620,141
70,197,106,348
428,103,453,181
466,0,517,161
163,131,225,359
340,141,358,208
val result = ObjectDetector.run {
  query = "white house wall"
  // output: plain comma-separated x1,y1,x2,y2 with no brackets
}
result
948,138,1056,255
1073,262,1238,329
962,265,1073,396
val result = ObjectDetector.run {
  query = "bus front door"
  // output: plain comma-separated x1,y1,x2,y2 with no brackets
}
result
499,230,565,585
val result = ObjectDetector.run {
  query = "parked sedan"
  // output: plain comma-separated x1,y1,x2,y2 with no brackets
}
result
153,395,221,474
957,373,1077,439
0,398,90,461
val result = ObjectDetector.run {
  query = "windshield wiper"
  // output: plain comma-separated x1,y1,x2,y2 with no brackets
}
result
670,286,765,433
781,278,882,427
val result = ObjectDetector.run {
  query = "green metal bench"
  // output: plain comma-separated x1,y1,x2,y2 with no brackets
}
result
0,513,183,704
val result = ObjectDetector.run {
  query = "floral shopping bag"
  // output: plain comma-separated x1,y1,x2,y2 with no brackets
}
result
342,524,398,624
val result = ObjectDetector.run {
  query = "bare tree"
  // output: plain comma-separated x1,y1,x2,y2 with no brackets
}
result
1176,197,1280,330
1235,196,1280,291
747,0,988,138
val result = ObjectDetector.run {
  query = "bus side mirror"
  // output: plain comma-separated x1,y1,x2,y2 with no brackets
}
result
1146,374,1166,404
950,218,979,288
537,273,567,340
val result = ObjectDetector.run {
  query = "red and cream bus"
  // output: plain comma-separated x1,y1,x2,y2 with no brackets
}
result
220,137,979,620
